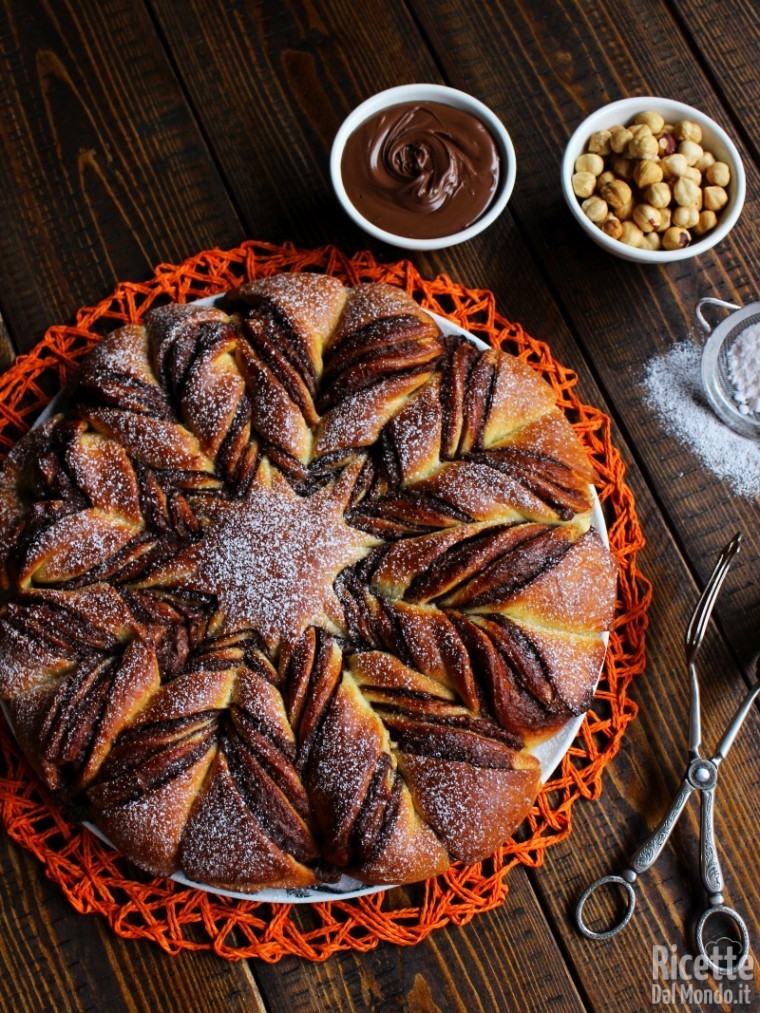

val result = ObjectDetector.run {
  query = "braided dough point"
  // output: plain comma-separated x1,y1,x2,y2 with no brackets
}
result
0,274,616,889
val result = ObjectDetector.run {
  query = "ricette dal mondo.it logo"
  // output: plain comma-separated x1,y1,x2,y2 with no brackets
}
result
652,941,755,1006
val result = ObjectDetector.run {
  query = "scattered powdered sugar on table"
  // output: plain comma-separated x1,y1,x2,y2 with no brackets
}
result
641,339,760,498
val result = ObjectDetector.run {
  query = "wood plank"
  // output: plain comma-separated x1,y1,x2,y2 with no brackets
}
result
406,0,760,653
255,868,588,1013
0,0,244,353
0,835,266,1012
144,0,447,249
670,0,760,163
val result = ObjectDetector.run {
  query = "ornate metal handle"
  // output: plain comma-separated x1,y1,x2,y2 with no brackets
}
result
629,778,693,874
700,787,724,898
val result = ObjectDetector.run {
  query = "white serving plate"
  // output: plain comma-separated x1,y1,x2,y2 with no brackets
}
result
12,295,609,904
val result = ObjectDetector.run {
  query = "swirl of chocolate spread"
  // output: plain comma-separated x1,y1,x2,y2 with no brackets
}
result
341,101,501,240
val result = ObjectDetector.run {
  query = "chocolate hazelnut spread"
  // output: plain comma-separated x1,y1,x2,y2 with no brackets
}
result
341,101,501,239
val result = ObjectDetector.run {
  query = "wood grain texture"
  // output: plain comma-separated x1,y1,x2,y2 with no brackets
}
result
0,0,243,353
0,836,266,1012
254,869,587,1013
670,0,760,164
145,0,445,248
408,0,760,653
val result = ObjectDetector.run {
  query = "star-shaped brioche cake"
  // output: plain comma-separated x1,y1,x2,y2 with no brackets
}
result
0,274,616,890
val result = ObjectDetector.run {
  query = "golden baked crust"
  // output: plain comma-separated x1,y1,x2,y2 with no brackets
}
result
0,275,617,890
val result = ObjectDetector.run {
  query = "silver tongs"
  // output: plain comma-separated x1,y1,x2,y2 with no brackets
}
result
575,533,758,975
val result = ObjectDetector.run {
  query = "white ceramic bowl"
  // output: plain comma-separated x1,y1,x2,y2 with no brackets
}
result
561,97,746,263
330,84,516,251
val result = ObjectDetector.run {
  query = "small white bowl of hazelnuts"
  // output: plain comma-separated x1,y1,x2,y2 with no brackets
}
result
562,97,745,263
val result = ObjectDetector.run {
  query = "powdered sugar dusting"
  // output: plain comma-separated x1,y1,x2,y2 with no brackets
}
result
333,283,431,342
642,340,760,497
194,466,377,649
241,273,346,356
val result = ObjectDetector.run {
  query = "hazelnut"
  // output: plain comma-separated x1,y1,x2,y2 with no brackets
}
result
600,215,623,240
657,207,672,232
672,204,700,229
572,171,597,198
693,209,718,235
679,140,704,166
694,151,716,173
633,159,663,188
597,170,617,188
641,232,662,251
658,133,677,156
582,195,609,222
575,153,605,176
683,166,702,185
634,110,665,134
633,203,662,233
611,156,635,180
662,226,691,250
609,126,634,153
706,161,731,187
703,185,728,211
661,153,688,178
630,122,653,136
619,221,644,247
645,182,672,208
600,178,633,209
588,129,612,155
616,197,635,221
628,131,659,160
673,177,701,207
674,120,702,144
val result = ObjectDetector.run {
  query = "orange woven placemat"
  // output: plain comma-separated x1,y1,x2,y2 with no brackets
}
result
0,240,650,962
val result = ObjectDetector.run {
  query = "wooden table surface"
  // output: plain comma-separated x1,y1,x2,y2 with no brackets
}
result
0,1,757,1010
